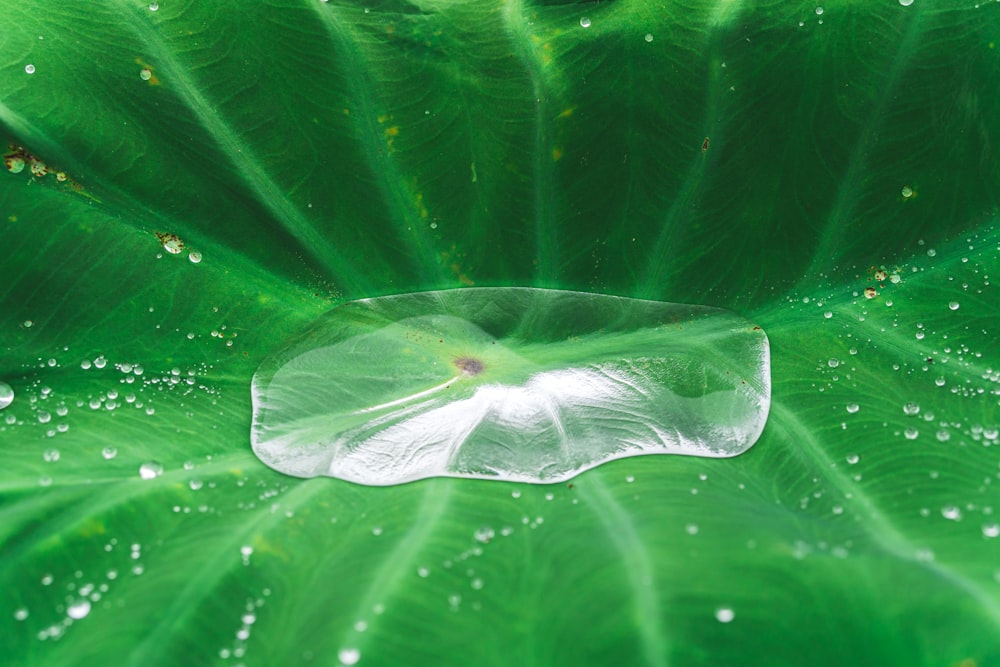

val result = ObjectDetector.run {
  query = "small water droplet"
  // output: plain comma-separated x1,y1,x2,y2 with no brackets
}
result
580,17,591,27
25,64,36,74
66,599,91,620
417,566,430,578
474,526,495,543
827,358,839,368
901,185,914,198
941,505,962,521
13,608,28,621
904,427,919,440
898,0,914,6
101,446,118,460
43,448,59,462
903,402,920,416
139,68,152,81
644,33,653,42
338,648,360,665
470,577,484,590
845,403,860,414
846,454,859,465
948,301,960,311
715,607,735,623
0,382,14,410
982,523,999,538
149,1,159,10
814,6,824,15
685,523,699,535
139,461,163,479
188,251,202,264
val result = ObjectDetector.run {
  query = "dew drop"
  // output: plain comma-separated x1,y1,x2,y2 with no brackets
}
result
66,599,91,620
941,505,962,521
983,523,999,539
149,1,159,10
13,608,28,621
101,446,118,460
474,526,495,543
580,17,591,27
901,185,914,198
827,358,839,368
814,6,823,15
139,461,163,479
338,648,361,665
904,427,919,440
0,382,14,410
948,301,960,311
25,64,36,74
898,0,914,5
846,454,859,465
903,402,920,416
845,403,859,414
188,251,202,264
715,607,735,623
644,33,653,42
139,68,152,81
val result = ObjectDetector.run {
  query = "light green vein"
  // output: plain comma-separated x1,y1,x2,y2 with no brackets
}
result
771,400,1000,629
118,479,330,667
582,474,669,667
308,0,447,288
800,3,926,281
114,2,365,292
334,481,455,658
502,0,559,286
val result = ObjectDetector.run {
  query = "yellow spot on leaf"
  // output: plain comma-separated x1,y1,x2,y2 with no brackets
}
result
385,126,399,137
552,147,564,161
557,107,575,119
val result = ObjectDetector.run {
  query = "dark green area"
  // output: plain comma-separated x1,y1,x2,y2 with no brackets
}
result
1,1,998,666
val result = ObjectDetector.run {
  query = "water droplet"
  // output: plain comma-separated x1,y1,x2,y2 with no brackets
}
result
188,251,202,264
904,427,919,440
814,6,824,15
189,479,203,490
863,287,877,299
43,448,59,462
845,403,859,414
139,68,152,81
580,17,591,27
149,1,159,10
901,185,914,198
827,358,839,368
139,461,163,479
474,526,495,543
250,289,771,485
715,607,735,623
927,248,937,257
101,446,118,460
941,505,962,521
644,33,653,42
899,0,914,6
25,64,35,74
338,648,360,665
13,608,28,621
983,523,999,538
903,402,920,416
685,523,699,535
948,301,960,311
66,599,91,620
417,566,430,578
470,577,484,590
353,619,368,632
846,454,859,465
0,382,14,410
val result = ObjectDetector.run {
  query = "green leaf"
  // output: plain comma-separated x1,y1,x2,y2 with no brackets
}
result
2,1,998,665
